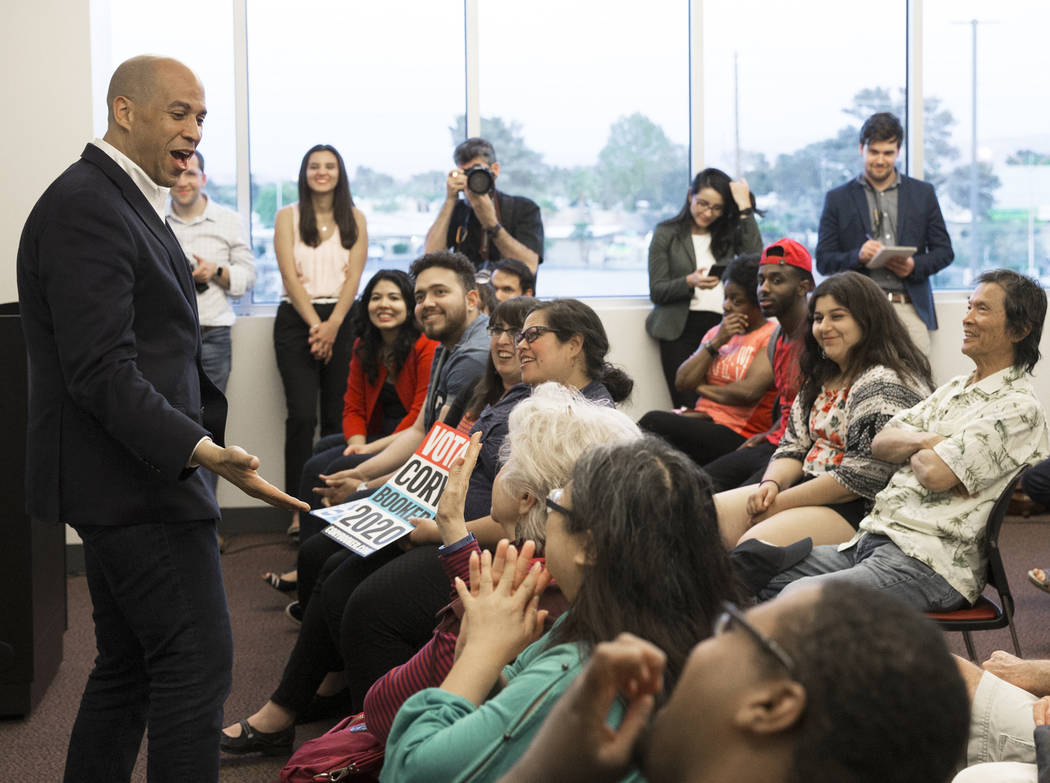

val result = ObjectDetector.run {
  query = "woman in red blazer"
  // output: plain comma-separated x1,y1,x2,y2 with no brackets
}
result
265,270,437,590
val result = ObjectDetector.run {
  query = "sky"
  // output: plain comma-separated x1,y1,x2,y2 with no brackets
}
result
91,0,1049,184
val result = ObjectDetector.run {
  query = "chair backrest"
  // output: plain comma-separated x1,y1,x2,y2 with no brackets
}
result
984,467,1028,608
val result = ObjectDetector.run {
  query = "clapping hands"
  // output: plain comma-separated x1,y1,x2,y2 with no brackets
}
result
453,541,550,669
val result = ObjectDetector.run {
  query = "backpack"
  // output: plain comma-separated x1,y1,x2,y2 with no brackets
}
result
280,713,384,782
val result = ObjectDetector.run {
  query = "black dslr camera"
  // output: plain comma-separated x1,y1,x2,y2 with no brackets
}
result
464,164,495,196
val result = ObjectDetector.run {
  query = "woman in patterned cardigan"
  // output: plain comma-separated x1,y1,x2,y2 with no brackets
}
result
715,272,934,547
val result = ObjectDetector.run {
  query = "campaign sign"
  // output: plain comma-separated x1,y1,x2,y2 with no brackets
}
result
314,422,472,556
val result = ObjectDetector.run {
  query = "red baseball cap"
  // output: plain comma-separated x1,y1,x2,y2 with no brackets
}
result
760,238,812,274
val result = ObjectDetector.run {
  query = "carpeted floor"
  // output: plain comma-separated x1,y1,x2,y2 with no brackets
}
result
0,532,326,782
4,518,1050,782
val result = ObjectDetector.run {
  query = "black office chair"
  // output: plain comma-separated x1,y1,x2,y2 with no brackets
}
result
926,468,1027,662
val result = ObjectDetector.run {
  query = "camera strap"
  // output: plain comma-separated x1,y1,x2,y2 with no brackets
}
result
478,194,503,263
454,193,503,264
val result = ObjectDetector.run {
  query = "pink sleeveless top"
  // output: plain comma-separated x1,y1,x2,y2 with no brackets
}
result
286,203,351,300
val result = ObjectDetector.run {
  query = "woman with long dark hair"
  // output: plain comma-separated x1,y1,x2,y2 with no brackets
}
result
646,168,763,408
382,435,736,781
716,271,935,548
273,144,367,500
263,270,438,591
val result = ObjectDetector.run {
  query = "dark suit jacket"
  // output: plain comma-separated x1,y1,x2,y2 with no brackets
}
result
17,143,227,525
645,215,763,341
815,174,954,330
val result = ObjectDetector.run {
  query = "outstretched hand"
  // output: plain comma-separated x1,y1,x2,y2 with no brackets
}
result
499,633,666,783
193,439,308,511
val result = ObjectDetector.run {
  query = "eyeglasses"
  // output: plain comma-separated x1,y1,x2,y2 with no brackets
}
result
693,198,724,216
544,487,576,522
487,325,518,339
515,325,555,344
712,601,795,675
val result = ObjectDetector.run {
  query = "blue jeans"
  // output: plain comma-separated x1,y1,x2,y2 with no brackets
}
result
1021,457,1050,509
200,326,232,495
66,520,232,783
200,325,231,394
758,533,968,611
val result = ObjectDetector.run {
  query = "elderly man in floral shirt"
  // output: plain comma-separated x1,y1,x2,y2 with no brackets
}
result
760,269,1050,611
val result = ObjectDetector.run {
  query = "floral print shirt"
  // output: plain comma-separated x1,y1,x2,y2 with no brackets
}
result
849,366,1050,603
773,364,931,505
803,386,850,474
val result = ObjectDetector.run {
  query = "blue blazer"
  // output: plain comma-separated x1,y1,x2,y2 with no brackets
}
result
815,174,954,330
17,144,227,525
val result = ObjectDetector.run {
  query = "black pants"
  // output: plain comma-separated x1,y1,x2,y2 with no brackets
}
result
639,410,746,467
271,544,400,715
297,487,376,608
273,301,355,493
271,543,449,715
297,434,371,545
341,544,450,708
702,439,777,493
658,310,721,409
67,521,232,783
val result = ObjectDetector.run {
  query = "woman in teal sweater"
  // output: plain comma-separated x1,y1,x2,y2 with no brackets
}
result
382,436,736,782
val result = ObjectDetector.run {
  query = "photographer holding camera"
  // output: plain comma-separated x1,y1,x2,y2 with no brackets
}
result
424,137,544,275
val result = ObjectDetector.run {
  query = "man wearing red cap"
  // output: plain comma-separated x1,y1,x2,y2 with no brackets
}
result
702,238,813,491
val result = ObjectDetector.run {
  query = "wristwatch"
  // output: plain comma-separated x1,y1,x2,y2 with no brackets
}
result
214,265,226,280
485,223,503,240
703,342,719,357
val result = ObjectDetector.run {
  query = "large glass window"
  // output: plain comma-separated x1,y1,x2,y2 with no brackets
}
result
924,1,1050,289
245,0,465,303
478,0,689,297
704,0,907,258
90,0,237,206
93,0,1049,300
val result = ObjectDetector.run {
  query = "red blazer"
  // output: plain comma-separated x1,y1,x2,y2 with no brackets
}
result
342,333,438,440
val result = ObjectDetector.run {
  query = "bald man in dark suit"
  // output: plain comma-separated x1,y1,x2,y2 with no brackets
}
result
17,55,308,783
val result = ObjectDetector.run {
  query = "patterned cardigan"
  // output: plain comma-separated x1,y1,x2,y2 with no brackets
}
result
772,364,931,505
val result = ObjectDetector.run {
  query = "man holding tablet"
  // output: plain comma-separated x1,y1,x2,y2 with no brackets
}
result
816,111,954,352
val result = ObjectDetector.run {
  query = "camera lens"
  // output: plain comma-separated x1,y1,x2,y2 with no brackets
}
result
465,165,494,195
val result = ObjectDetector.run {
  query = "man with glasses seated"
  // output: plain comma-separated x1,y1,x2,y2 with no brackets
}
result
500,583,969,783
424,137,544,276
816,111,954,353
758,270,1049,612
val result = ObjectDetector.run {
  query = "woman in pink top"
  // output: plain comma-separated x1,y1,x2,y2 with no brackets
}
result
640,254,777,467
273,144,368,497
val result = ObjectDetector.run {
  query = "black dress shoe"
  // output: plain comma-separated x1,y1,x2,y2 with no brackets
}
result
295,687,353,724
285,601,303,624
220,719,294,756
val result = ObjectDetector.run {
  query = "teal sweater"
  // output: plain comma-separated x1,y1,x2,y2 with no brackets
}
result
381,617,644,782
